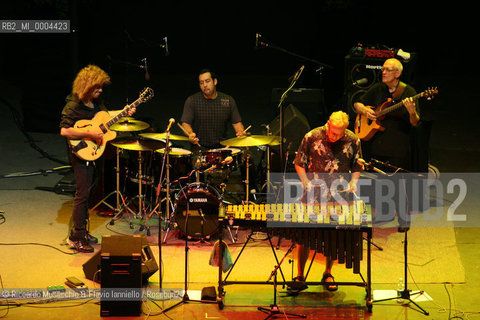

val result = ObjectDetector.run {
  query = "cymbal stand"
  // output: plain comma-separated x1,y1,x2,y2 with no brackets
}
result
244,148,251,203
261,125,274,194
92,146,135,221
148,128,173,243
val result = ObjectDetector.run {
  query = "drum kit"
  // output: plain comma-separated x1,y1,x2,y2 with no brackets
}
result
98,116,282,240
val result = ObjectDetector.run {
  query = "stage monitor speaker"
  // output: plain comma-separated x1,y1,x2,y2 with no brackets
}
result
271,88,326,129
344,53,417,129
268,104,310,172
100,235,143,317
82,234,158,284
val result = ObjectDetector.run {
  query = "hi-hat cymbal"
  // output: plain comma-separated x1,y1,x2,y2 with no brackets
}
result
140,132,189,141
220,135,282,147
110,119,150,132
111,137,166,151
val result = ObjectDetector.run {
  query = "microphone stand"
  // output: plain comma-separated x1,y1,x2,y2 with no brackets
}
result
256,34,333,70
368,160,429,315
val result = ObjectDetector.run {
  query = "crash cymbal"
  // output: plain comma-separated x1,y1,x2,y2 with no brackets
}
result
140,132,189,141
110,119,150,132
111,137,166,151
220,135,282,147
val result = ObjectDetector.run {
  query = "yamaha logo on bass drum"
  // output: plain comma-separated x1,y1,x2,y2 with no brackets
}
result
189,198,208,203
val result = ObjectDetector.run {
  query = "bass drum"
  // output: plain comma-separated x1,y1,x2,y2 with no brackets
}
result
174,182,221,239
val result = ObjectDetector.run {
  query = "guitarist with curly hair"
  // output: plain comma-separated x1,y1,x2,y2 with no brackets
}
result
60,65,136,252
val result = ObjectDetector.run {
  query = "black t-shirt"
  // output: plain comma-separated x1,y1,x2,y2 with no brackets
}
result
59,94,107,129
355,83,419,159
180,92,242,149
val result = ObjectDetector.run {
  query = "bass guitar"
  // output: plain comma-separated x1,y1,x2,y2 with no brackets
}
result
68,87,154,161
354,87,438,141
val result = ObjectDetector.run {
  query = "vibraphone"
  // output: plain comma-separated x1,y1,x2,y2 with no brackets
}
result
216,200,373,312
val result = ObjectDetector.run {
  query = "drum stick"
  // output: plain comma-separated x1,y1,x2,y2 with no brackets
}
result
177,123,202,147
242,125,251,135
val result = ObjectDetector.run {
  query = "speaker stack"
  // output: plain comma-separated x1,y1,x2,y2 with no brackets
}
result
82,235,159,317
344,49,417,129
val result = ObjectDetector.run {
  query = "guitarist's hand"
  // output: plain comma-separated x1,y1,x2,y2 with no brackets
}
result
363,106,377,121
402,97,416,114
87,131,104,145
126,107,136,116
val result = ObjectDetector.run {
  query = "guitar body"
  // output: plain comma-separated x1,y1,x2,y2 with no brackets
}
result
67,87,154,161
69,111,117,161
354,88,438,141
354,99,392,141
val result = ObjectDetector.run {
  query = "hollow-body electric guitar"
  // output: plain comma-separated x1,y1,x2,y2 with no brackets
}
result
68,87,154,161
354,88,438,141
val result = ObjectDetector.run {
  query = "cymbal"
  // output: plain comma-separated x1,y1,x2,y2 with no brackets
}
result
140,132,189,141
110,119,150,132
111,137,166,151
220,135,282,147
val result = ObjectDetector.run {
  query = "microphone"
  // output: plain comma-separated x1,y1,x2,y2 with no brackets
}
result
352,78,368,86
163,36,169,56
292,65,305,82
166,118,175,132
358,158,387,175
357,158,371,169
142,58,150,81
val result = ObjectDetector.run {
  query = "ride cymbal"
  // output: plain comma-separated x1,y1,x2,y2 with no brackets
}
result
220,135,282,147
110,119,150,132
140,132,189,141
111,137,166,151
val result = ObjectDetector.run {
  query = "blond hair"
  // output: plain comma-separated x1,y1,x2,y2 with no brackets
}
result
72,65,111,101
328,111,349,128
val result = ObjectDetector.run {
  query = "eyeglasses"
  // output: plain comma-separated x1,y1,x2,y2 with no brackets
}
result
381,67,397,73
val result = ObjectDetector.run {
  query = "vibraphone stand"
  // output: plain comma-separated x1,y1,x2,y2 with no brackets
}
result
258,243,306,319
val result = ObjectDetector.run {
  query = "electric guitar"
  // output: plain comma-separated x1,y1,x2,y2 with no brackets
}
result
68,87,154,161
354,87,438,141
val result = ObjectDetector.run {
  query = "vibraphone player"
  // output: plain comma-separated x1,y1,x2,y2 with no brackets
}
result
291,111,363,292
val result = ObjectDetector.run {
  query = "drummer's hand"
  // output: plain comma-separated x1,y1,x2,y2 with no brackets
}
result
189,132,199,144
126,107,136,116
236,130,245,137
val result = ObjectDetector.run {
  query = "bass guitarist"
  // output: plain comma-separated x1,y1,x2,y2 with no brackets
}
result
60,65,136,252
353,58,419,171
353,58,419,232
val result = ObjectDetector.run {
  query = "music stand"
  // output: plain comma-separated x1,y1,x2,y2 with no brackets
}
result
369,160,429,315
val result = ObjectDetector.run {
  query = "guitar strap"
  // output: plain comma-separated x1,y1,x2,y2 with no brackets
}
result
392,81,407,101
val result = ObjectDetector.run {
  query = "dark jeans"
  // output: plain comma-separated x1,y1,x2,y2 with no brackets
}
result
70,154,98,240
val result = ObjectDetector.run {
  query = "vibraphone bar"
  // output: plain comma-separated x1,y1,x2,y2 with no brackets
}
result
223,200,372,227
216,201,373,312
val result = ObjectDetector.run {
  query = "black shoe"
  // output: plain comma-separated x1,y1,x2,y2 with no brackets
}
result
86,233,98,244
67,238,94,253
287,276,308,295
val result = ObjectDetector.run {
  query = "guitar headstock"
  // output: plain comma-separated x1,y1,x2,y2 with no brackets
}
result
139,87,154,103
422,87,438,100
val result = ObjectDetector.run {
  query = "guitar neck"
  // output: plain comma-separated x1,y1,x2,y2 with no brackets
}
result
105,98,142,128
377,91,425,116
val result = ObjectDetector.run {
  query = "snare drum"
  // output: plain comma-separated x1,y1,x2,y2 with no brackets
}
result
194,148,242,171
174,182,221,239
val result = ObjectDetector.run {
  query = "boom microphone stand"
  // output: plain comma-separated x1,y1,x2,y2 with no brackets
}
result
160,186,217,315
367,159,429,315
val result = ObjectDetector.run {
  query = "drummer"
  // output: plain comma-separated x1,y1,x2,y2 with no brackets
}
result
180,68,246,150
